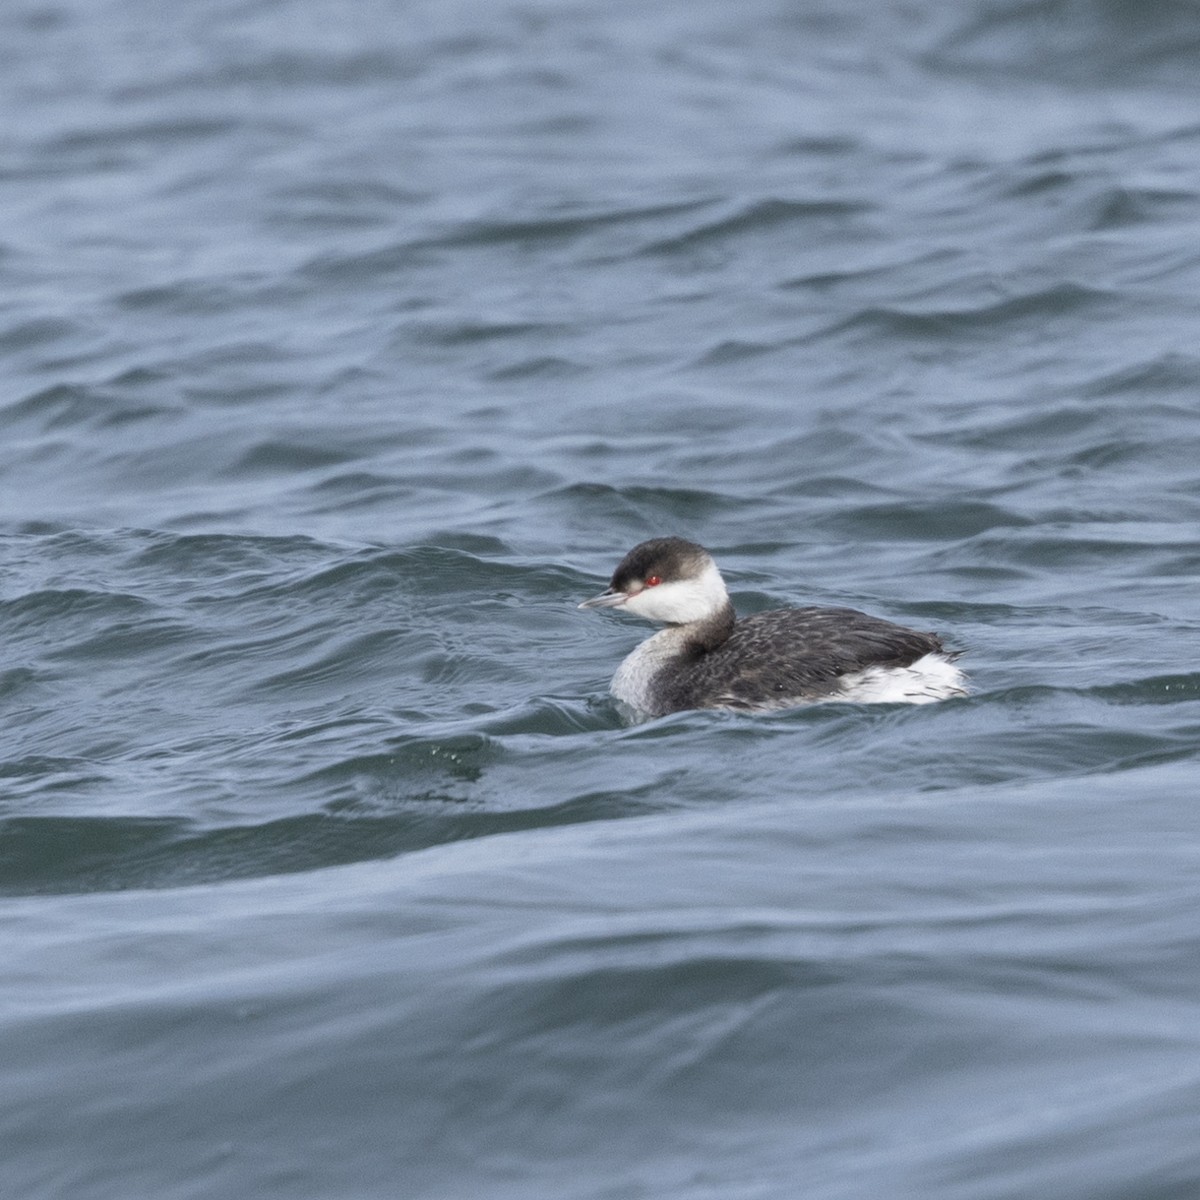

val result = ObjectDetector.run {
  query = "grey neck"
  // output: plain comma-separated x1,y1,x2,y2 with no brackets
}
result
679,598,735,654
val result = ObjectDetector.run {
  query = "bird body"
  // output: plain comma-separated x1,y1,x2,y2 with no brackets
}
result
580,538,966,717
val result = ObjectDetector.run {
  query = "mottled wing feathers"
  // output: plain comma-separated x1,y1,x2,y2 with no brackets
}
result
661,607,945,712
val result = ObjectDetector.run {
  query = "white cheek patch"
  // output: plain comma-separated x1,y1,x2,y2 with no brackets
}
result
622,562,727,624
624,582,679,622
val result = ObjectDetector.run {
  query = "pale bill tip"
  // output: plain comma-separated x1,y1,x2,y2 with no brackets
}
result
579,589,626,610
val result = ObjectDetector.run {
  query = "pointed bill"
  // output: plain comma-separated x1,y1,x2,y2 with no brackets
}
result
579,588,627,610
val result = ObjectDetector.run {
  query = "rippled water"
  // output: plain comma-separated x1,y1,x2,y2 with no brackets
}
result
4,1,1200,1197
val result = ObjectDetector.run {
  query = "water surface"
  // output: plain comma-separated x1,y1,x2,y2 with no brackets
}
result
3,1,1200,1197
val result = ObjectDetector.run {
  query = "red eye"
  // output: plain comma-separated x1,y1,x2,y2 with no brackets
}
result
645,575,662,587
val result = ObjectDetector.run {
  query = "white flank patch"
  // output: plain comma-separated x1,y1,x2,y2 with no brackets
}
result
834,653,969,704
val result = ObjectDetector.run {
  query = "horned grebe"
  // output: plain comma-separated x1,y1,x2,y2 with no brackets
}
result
579,537,967,717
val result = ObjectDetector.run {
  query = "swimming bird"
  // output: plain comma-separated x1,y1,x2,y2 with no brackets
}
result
579,537,966,717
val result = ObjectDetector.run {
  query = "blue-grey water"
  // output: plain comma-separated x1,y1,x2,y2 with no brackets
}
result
4,1,1200,1197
